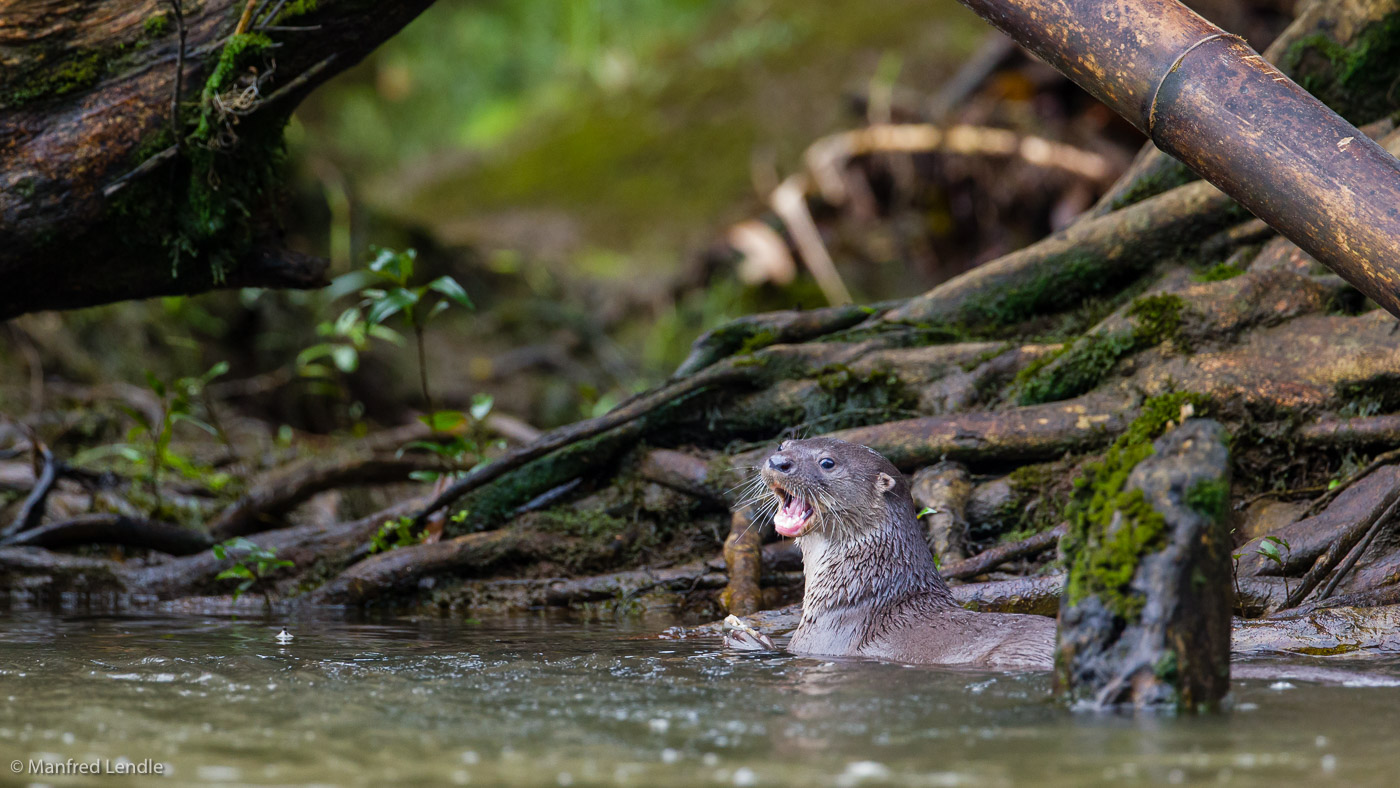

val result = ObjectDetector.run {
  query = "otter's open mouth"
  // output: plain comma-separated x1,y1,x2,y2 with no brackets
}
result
770,485,814,537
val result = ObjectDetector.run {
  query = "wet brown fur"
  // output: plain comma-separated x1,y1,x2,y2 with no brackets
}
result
761,438,1054,669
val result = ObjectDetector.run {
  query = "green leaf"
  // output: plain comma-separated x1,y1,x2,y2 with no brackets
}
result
334,306,363,335
217,565,255,581
115,445,147,463
202,361,230,384
917,507,938,518
470,393,494,421
409,470,443,483
368,247,399,274
420,410,466,431
331,345,359,373
365,288,419,325
172,412,217,436
1257,540,1282,564
367,324,404,345
427,276,474,310
118,404,153,431
297,343,335,366
144,371,167,398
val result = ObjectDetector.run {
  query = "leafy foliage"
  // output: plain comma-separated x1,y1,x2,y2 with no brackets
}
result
214,537,294,606
73,362,234,514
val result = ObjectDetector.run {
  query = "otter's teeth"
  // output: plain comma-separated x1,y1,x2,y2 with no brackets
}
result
773,494,813,537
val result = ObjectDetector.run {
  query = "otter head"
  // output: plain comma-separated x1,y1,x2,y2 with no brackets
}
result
759,437,905,538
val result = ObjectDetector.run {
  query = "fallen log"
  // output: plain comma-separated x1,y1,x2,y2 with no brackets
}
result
1,0,438,317
2,513,212,556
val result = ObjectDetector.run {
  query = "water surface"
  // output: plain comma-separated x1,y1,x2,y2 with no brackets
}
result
2,610,1398,786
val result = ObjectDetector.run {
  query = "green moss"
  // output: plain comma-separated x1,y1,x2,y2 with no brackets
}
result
1015,294,1186,405
807,364,920,430
961,252,1131,329
1283,14,1400,124
1061,392,1209,619
0,49,108,108
536,508,629,539
144,13,171,37
1125,294,1185,345
736,328,781,356
1122,392,1209,446
1016,330,1136,405
993,461,1070,543
274,0,320,23
1185,478,1229,521
1106,162,1197,212
114,32,284,281
1192,262,1246,282
1153,649,1180,682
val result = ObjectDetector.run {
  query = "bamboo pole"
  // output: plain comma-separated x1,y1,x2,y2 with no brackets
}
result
953,0,1400,319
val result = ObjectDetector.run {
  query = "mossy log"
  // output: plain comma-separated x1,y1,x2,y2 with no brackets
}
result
0,0,435,318
1055,419,1233,712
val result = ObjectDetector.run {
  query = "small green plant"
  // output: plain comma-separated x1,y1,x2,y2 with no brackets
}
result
342,247,474,412
400,393,500,482
213,537,293,609
296,300,404,390
370,516,430,554
74,362,232,515
1253,535,1293,599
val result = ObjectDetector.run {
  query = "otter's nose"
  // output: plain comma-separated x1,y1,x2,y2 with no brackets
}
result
768,454,794,474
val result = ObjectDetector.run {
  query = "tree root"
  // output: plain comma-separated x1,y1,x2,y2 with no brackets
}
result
417,361,756,530
1285,495,1400,608
881,180,1245,327
2,514,212,556
1,439,57,539
209,456,448,540
135,498,426,599
942,524,1066,581
818,393,1130,469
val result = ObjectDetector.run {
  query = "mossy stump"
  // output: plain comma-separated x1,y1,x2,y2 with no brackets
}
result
1055,418,1233,711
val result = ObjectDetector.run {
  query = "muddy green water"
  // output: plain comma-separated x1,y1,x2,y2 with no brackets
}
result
2,611,1399,787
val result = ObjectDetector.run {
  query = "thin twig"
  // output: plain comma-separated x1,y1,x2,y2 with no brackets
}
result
1316,497,1400,601
234,0,259,35
1,439,59,539
1282,494,1400,609
102,146,179,197
103,53,332,197
257,54,337,107
257,0,292,29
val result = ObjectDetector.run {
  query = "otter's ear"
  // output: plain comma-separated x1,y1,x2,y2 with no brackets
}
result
875,472,896,495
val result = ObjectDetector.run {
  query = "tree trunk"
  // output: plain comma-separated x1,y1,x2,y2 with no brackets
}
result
0,0,436,318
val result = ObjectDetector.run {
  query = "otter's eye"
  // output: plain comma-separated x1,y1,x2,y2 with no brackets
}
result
819,457,835,470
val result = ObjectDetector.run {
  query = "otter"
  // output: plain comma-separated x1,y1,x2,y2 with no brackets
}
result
761,437,1055,669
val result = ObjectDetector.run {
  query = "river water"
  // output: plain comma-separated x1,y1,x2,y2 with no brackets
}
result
2,610,1399,786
